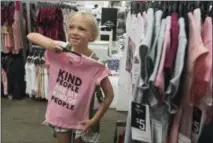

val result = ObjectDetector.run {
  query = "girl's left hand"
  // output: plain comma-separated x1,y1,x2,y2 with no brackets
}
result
80,119,96,133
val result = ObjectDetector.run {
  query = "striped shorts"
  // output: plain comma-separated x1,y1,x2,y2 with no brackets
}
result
43,121,100,143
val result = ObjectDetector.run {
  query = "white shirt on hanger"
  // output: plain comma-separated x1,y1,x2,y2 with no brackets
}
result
132,13,145,84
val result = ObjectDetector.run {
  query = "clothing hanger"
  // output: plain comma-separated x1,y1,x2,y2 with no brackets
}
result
200,2,207,22
194,1,200,9
138,2,144,14
152,1,159,11
168,2,172,15
189,2,195,12
208,2,213,17
162,2,169,18
135,2,140,15
171,1,178,13
156,1,162,11
62,47,81,57
130,1,135,14
179,2,185,18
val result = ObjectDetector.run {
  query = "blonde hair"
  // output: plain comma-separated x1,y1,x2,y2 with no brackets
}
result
68,11,99,42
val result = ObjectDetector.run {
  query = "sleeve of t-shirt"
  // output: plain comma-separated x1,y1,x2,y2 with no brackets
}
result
95,66,110,85
44,41,69,67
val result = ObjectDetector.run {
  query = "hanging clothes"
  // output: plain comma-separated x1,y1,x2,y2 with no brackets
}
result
192,16,212,102
124,1,213,143
1,2,15,53
25,47,48,99
36,6,66,41
1,52,25,99
1,1,26,54
12,1,25,54
165,17,187,113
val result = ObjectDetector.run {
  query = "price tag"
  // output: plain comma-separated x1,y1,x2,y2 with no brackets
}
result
178,133,191,143
131,102,146,130
192,106,202,134
131,102,151,142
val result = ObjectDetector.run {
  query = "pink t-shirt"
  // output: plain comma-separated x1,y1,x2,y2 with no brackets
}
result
182,13,208,106
154,16,171,98
44,50,109,130
193,17,212,102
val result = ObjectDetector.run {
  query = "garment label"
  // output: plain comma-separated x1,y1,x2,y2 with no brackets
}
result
192,106,202,134
178,133,191,143
132,60,140,85
131,102,151,142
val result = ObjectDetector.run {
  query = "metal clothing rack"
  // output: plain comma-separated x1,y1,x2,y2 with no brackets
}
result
36,1,78,10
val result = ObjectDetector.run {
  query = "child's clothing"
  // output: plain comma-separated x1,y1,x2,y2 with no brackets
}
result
43,41,109,142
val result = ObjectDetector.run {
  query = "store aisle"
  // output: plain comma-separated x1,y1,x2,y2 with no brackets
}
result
2,98,127,143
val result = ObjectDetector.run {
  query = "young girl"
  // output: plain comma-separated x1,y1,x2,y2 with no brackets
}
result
27,12,114,143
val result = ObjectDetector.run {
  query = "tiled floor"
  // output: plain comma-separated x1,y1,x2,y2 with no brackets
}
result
1,98,127,143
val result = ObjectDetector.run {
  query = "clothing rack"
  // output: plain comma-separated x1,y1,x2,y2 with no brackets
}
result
1,1,27,61
130,1,213,18
26,1,78,50
36,2,78,11
25,46,47,100
123,1,213,143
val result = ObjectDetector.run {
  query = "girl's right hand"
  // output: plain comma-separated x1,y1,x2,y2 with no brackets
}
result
50,41,63,53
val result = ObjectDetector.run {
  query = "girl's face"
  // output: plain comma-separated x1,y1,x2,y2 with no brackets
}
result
68,15,93,47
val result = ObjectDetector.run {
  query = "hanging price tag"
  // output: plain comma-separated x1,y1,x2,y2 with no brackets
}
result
131,102,146,130
192,106,202,134
131,102,151,142
191,106,203,143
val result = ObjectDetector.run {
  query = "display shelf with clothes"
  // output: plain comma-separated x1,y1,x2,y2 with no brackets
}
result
123,1,213,143
25,46,48,100
107,56,120,72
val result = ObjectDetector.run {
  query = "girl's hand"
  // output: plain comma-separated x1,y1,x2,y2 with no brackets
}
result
50,41,63,53
80,119,96,133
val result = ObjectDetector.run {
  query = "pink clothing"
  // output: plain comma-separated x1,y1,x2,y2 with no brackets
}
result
4,32,14,51
154,16,171,98
2,25,14,52
12,3,24,54
168,108,183,143
178,13,209,140
1,69,8,95
193,17,212,102
44,50,109,130
182,13,208,106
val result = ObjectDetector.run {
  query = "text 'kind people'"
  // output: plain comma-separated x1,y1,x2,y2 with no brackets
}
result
56,69,82,93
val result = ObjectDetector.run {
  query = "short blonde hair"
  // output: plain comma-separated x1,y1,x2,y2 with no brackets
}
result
68,11,99,42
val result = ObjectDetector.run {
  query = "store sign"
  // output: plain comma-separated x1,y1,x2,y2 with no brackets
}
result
101,8,118,41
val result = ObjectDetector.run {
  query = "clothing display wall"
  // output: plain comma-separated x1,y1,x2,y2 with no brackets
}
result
1,1,27,99
36,5,65,41
1,1,26,54
25,47,48,99
1,51,25,99
123,1,213,143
